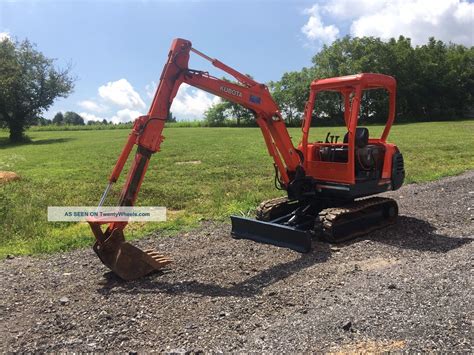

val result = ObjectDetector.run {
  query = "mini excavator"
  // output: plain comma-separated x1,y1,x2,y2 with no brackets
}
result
89,38,405,280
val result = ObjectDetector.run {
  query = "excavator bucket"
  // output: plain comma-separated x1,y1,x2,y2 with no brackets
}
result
91,225,172,281
230,216,312,253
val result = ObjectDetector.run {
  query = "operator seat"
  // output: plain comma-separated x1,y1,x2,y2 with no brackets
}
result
319,127,384,180
343,127,369,148
344,127,384,179
320,127,369,163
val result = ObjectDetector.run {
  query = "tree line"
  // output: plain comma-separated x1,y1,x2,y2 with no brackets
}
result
34,110,177,126
204,36,473,126
1,36,472,142
37,112,107,126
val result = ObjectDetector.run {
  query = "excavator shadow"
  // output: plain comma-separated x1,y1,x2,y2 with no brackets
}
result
364,215,473,252
97,241,331,298
96,216,472,297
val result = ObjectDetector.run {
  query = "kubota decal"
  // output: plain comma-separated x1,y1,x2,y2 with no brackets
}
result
220,86,242,98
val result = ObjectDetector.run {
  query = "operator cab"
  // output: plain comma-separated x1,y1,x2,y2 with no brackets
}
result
319,127,385,181
298,73,404,198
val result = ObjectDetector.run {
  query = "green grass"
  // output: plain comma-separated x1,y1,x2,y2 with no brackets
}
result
26,119,231,131
24,121,206,132
0,120,473,257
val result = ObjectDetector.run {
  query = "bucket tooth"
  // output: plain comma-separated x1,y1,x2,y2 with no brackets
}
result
147,251,161,257
91,227,172,280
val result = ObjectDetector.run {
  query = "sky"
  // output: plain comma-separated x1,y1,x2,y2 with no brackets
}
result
1,0,473,122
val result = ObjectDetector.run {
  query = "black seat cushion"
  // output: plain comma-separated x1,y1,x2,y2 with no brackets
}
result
356,145,384,170
344,127,369,148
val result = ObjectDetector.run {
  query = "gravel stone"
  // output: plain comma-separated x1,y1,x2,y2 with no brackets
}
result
1,171,473,352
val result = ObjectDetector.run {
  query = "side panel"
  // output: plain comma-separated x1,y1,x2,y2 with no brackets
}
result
382,143,397,179
306,160,353,184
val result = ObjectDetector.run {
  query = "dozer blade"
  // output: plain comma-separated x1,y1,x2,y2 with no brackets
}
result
230,216,312,253
92,228,172,281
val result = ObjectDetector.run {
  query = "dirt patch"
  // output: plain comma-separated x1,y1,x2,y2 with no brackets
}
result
167,209,186,219
175,160,202,165
353,257,401,271
1,171,473,352
331,339,406,353
0,171,20,183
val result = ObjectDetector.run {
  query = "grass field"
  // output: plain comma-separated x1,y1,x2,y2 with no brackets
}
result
0,120,473,257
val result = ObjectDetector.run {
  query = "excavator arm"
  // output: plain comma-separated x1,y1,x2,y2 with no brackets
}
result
89,38,303,280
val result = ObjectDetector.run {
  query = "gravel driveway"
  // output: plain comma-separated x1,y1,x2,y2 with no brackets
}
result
1,171,473,352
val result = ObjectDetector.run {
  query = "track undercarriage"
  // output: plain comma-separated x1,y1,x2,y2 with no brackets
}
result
231,195,398,252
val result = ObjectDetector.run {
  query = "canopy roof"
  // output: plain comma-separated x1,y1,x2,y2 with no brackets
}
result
311,73,396,92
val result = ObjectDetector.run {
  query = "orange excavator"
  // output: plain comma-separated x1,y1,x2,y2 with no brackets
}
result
89,38,405,280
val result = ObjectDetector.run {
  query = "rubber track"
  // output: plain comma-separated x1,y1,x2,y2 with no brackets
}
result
255,196,291,221
314,197,398,243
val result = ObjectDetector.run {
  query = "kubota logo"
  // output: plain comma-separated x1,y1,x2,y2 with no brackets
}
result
220,86,242,98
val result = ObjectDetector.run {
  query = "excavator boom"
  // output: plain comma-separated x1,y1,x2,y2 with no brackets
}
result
89,38,303,280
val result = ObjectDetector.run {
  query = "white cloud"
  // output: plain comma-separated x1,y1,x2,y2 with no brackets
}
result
350,0,474,46
322,0,385,20
170,83,220,120
80,112,104,123
0,32,10,41
80,109,143,124
302,0,474,46
110,108,144,124
98,79,146,109
301,4,340,45
78,100,108,113
76,80,220,123
145,81,157,99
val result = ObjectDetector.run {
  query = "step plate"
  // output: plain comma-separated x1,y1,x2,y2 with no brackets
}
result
230,216,312,253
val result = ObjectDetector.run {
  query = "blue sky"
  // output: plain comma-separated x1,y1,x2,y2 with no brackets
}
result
1,0,472,122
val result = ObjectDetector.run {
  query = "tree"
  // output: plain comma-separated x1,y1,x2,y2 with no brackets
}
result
168,111,177,123
269,68,314,126
270,36,473,123
35,117,51,126
310,36,398,123
204,102,228,126
218,75,255,126
223,100,254,126
52,112,64,125
0,38,74,141
63,111,84,125
412,38,474,118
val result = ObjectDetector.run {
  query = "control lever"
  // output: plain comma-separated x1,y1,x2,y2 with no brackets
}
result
325,132,331,143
